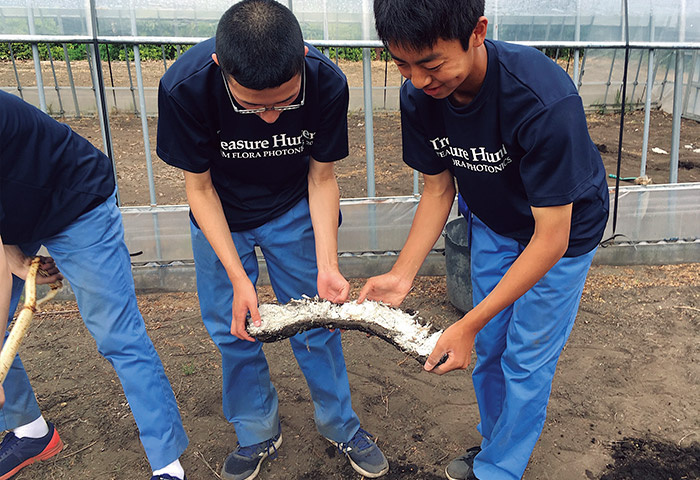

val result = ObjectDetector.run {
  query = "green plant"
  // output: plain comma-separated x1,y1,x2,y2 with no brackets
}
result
182,363,196,376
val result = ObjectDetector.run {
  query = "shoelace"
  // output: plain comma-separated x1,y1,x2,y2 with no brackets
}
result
338,428,374,453
237,437,279,460
0,433,19,460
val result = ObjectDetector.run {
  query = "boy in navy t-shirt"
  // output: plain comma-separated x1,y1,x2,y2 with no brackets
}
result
0,91,188,480
156,1,388,479
361,1,609,479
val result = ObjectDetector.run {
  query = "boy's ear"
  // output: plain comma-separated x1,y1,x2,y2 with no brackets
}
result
212,53,219,65
471,16,489,48
304,45,309,56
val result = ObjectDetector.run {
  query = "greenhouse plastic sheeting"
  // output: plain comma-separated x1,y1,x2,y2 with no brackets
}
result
120,184,700,265
1,0,698,43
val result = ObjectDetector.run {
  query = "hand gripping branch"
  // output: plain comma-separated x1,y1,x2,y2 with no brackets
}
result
0,257,62,383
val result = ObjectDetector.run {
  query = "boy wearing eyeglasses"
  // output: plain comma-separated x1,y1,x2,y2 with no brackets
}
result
156,1,388,479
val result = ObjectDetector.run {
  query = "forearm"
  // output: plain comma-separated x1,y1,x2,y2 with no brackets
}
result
185,177,247,284
0,243,11,340
457,205,572,334
390,180,455,283
308,159,343,275
3,244,29,278
308,173,341,273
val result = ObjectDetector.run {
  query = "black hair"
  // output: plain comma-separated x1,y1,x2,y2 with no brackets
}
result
215,0,304,89
373,0,485,52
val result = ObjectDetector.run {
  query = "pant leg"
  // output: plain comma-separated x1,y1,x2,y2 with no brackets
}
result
469,218,596,480
190,220,280,447
0,243,43,431
42,194,187,470
469,216,520,446
255,198,360,443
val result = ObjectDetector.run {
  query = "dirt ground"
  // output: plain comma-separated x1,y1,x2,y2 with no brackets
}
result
15,266,700,480
3,58,700,480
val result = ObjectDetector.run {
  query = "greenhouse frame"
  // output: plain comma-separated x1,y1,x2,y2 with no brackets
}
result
1,0,699,291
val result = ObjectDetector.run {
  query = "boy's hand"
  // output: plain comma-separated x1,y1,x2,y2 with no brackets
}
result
4,247,62,284
357,272,412,307
230,278,260,342
424,319,477,375
317,270,350,304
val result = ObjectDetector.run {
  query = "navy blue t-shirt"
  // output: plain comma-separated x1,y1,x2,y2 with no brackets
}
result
0,91,115,245
401,40,609,256
157,39,349,232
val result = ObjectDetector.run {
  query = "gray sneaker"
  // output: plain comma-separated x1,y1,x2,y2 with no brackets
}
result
445,446,481,480
221,430,282,480
328,428,389,478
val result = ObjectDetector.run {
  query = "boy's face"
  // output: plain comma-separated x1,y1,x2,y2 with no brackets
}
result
224,72,303,124
387,17,488,103
212,47,307,124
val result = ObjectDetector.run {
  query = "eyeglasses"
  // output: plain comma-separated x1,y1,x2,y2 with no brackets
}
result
221,67,305,114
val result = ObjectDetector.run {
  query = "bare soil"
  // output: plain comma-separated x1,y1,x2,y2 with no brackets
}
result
3,59,700,480
15,266,700,480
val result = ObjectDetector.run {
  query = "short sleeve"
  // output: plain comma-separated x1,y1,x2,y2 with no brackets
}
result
310,78,349,163
156,80,214,173
518,95,601,207
400,84,448,175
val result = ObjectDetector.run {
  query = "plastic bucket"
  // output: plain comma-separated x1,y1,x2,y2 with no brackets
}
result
444,217,472,313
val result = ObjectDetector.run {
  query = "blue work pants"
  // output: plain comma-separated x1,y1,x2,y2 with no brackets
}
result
1,192,188,470
190,198,360,447
469,215,595,480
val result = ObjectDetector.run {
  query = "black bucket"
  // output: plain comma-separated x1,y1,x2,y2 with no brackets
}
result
444,217,472,313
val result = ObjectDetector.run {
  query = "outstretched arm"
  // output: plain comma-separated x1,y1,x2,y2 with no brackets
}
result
425,203,573,373
358,170,456,306
0,237,10,406
185,170,259,342
308,158,349,303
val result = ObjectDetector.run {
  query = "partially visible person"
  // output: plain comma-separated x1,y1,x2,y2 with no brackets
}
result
156,1,388,479
0,90,189,480
362,1,609,479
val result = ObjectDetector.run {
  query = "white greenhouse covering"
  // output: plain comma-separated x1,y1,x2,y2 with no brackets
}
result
0,0,698,44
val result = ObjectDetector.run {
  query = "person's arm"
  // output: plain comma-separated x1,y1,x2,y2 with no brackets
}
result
308,158,349,303
424,203,573,373
358,170,456,306
184,170,259,342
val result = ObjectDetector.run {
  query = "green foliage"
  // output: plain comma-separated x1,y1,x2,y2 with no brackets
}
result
0,42,193,62
327,47,380,62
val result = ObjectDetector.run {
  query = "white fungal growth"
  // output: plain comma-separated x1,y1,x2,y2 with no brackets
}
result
251,297,442,358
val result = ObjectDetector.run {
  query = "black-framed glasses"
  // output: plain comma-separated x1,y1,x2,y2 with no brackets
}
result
221,66,305,114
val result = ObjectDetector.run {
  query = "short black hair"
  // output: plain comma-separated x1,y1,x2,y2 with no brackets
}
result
374,0,485,52
215,0,304,90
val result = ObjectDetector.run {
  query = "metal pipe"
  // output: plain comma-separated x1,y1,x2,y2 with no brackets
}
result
3,34,700,51
8,43,24,99
62,43,80,116
87,0,119,204
46,44,65,115
362,0,375,198
130,1,157,207
25,1,46,112
362,48,375,198
603,49,618,112
640,48,655,177
124,44,139,114
669,0,687,183
669,50,683,183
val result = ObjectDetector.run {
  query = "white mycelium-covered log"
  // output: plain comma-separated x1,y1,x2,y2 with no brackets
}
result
248,297,443,364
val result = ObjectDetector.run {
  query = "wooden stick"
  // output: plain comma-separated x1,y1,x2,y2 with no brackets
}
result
0,257,62,383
